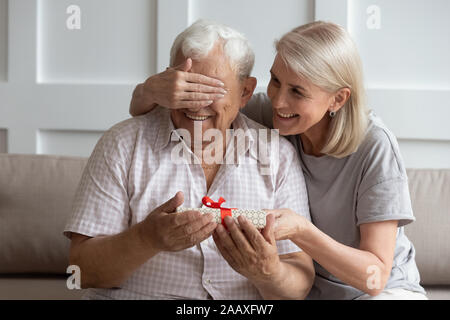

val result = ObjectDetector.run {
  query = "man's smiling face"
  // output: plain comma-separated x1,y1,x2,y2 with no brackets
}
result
170,43,247,148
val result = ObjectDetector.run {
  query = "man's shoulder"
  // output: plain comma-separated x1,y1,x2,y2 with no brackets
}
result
104,107,166,142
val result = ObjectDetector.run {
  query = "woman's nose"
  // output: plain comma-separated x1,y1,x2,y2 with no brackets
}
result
271,90,288,110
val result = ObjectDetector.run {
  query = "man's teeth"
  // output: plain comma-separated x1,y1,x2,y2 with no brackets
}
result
185,114,210,121
278,112,299,119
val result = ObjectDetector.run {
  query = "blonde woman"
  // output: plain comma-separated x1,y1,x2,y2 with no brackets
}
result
130,21,427,300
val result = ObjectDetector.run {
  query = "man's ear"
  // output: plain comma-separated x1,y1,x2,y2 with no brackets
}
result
240,76,257,108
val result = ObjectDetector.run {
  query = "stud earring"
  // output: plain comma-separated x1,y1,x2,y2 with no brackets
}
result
329,110,336,118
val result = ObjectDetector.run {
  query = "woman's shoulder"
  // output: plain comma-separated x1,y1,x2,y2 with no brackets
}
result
356,110,407,179
361,111,400,154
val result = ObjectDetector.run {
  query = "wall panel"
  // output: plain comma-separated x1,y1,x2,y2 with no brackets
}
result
37,0,157,84
0,129,7,153
0,0,7,81
36,129,103,157
189,0,315,89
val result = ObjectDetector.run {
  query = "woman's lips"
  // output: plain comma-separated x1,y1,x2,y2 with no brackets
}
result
276,111,300,119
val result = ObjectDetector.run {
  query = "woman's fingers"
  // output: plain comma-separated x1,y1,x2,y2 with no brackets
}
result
173,58,193,73
181,91,225,101
263,209,280,218
177,100,214,109
184,82,227,94
260,214,276,246
184,72,225,88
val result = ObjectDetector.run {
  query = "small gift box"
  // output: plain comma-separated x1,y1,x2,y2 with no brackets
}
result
176,196,266,229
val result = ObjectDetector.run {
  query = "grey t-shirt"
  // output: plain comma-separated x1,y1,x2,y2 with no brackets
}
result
242,93,426,299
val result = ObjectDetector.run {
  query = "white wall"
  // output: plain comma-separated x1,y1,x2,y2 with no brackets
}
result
0,0,448,168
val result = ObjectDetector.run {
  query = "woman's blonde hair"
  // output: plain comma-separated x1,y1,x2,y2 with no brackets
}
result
275,21,369,158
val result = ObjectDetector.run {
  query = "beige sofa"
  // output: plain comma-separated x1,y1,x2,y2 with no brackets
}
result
0,154,449,300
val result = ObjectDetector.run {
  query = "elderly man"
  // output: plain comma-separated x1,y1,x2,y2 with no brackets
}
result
64,20,313,300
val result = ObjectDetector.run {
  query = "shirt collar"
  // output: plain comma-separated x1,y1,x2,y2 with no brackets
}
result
152,109,260,163
152,108,177,152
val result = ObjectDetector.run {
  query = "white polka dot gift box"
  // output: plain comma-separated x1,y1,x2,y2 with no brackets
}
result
176,196,266,229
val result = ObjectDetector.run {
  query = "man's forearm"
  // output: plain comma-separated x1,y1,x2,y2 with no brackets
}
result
254,255,315,300
69,222,159,289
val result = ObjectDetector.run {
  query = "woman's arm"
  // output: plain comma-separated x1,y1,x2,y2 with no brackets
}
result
270,209,398,296
129,58,227,116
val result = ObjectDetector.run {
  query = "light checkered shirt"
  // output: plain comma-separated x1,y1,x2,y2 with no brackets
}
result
64,107,310,300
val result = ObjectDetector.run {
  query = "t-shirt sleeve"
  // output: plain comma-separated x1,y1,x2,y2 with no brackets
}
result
63,128,131,239
356,128,415,227
241,92,274,129
357,177,414,227
272,139,311,254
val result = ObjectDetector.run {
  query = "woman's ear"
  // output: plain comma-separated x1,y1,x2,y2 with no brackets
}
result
330,87,351,112
240,77,257,108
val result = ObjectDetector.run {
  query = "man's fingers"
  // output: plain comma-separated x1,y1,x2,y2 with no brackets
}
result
171,210,204,226
213,229,239,270
157,191,184,214
173,221,217,251
194,221,217,242
238,216,269,251
184,72,225,88
223,217,254,254
174,212,215,237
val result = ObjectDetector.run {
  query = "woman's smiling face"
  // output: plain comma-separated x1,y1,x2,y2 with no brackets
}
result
267,54,335,136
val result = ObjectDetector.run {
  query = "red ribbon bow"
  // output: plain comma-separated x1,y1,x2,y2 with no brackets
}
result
202,196,235,226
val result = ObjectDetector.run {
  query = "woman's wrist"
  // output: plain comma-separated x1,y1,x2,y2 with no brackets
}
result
142,77,158,106
291,216,314,246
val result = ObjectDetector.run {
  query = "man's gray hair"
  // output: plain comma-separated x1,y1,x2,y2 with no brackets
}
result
170,19,255,79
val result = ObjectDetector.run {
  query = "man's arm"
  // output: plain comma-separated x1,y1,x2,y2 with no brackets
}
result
69,192,217,289
254,138,314,299
255,251,314,300
69,225,157,289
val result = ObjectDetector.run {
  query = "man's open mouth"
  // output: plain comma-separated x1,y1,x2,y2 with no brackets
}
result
184,113,213,121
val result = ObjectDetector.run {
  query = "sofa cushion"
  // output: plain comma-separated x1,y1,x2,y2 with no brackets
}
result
405,169,450,285
0,154,448,289
0,154,87,274
0,275,86,300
